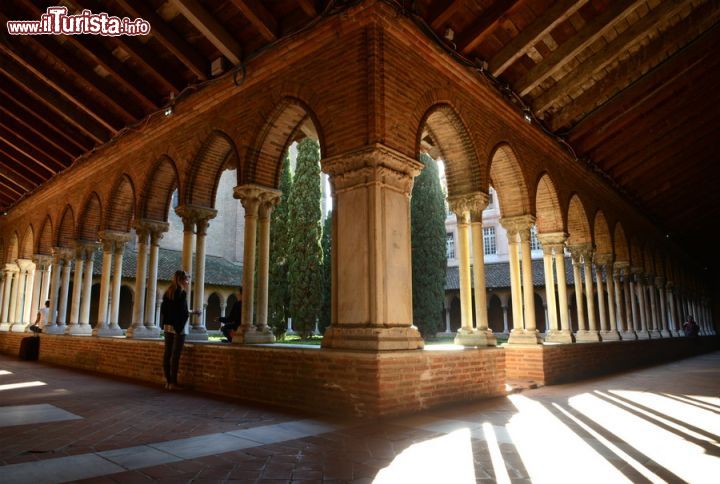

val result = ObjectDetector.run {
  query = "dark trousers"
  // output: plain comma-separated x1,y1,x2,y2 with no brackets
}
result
163,332,185,384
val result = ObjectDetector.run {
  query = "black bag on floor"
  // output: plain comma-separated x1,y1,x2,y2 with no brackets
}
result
19,336,40,361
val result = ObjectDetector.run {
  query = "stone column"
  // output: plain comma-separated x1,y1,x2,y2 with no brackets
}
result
127,226,149,338
73,244,98,335
144,222,168,334
612,265,624,334
597,255,620,341
256,190,281,338
66,245,85,334
594,257,608,336
541,233,573,344
657,277,671,337
635,272,650,339
577,245,600,342
93,236,113,336
220,299,227,319
451,192,494,346
647,275,661,338
541,246,558,335
56,253,73,331
569,247,587,334
0,268,11,326
0,272,6,324
108,239,128,332
444,301,451,333
13,259,36,331
189,216,212,340
2,265,19,331
319,145,425,350
11,262,29,325
666,282,677,336
45,250,65,333
506,229,523,332
619,265,637,340
41,264,51,306
29,257,47,325
502,215,541,345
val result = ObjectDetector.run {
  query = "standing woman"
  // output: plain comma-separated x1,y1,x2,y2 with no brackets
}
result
161,270,198,390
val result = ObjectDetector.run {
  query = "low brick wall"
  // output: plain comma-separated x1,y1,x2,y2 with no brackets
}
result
0,333,505,418
505,336,720,384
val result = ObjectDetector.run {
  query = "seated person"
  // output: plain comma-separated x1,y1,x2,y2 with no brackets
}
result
217,289,242,342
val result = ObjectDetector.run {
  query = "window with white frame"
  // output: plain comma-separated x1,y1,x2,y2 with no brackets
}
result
530,225,542,251
446,232,455,259
483,226,496,255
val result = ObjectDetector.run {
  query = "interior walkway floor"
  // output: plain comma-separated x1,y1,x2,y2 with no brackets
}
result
0,351,718,483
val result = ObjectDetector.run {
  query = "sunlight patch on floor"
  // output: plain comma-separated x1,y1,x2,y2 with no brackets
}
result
0,370,12,375
374,429,475,483
0,381,46,391
482,422,511,484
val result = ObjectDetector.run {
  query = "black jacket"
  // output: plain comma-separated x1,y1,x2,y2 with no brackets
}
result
161,288,190,334
219,301,242,330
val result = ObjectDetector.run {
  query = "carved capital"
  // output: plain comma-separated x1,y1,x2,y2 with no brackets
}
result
594,253,614,268
175,204,217,230
568,243,593,264
321,144,423,195
500,215,535,238
234,185,282,220
16,258,34,272
3,263,19,273
448,191,488,220
32,254,54,269
51,246,74,262
536,231,567,252
135,219,169,245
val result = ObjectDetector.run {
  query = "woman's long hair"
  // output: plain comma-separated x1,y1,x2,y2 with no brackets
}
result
165,270,187,300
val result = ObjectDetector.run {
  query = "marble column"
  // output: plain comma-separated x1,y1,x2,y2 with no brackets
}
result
72,244,98,335
0,268,11,326
45,249,69,333
597,255,620,341
635,272,650,339
612,266,624,334
619,264,637,340
93,236,114,336
30,256,52,325
2,265,19,331
144,223,168,334
127,226,149,338
541,233,573,344
577,245,600,342
41,263,51,306
256,191,280,338
318,147,425,350
108,239,127,332
65,245,86,335
666,282,677,336
55,252,73,331
11,261,30,326
657,277,671,337
502,215,541,345
189,216,213,341
569,247,587,335
647,275,661,338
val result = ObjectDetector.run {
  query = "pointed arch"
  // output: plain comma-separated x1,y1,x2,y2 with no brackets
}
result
20,225,34,259
566,194,591,246
0,239,4,266
105,175,136,232
56,206,75,248
140,156,180,221
417,104,482,197
643,245,656,275
7,232,19,263
630,237,643,270
185,131,238,208
489,143,530,217
593,210,612,255
535,173,564,233
613,222,629,263
248,98,323,188
77,192,103,242
37,216,54,255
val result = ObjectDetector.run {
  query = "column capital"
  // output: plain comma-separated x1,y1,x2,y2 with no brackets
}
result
175,204,217,228
320,143,424,194
135,219,170,236
568,243,593,262
500,214,535,237
98,230,132,244
51,246,74,262
594,253,614,267
447,191,488,220
536,231,567,249
655,276,665,287
4,263,19,273
32,254,54,267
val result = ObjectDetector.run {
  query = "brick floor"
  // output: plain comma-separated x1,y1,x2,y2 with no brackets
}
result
1,352,719,483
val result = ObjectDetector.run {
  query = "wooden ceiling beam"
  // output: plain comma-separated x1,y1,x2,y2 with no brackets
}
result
430,0,464,30
459,0,523,55
0,103,79,161
114,0,208,80
0,178,24,199
0,146,48,184
516,0,646,96
0,85,91,153
107,36,184,96
0,167,32,193
0,122,69,171
171,0,243,65
0,57,107,144
18,0,159,112
297,0,317,17
230,0,278,42
490,0,589,77
553,2,720,132
532,0,692,114
0,126,60,176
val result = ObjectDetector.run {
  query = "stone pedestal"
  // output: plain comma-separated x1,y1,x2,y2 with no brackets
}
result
454,328,496,346
621,330,638,340
319,145,424,351
545,330,574,344
575,330,601,343
600,330,621,341
507,328,543,345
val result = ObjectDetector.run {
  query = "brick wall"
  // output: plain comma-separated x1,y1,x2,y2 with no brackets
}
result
0,333,505,418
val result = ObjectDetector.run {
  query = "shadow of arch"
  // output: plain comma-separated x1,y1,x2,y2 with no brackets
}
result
140,156,180,221
20,225,34,259
614,223,629,263
593,210,612,255
489,143,530,217
630,237,643,270
77,192,103,242
535,173,564,234
567,195,591,246
186,131,238,208
417,104,482,197
37,216,53,255
105,175,135,232
56,206,75,248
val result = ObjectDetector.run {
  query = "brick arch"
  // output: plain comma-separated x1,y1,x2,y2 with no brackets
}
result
20,225,34,259
186,131,238,208
105,175,136,232
613,222,629,263
416,104,482,197
488,143,530,217
246,97,323,188
643,245,656,275
534,173,564,233
655,250,665,277
140,156,180,222
6,232,19,263
566,194,591,246
630,237,643,269
37,216,53,255
56,206,75,248
77,192,103,242
0,239,4,266
593,211,612,255
665,255,676,281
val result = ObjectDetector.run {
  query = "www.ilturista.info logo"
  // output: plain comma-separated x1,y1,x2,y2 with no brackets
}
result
6,6,151,36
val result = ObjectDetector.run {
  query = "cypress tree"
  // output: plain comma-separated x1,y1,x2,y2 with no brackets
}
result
287,138,323,338
319,211,332,334
411,153,448,338
268,152,292,337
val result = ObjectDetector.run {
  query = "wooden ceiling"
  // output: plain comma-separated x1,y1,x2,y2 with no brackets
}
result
1,0,719,261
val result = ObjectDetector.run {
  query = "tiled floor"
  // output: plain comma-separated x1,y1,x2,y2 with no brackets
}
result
0,352,719,483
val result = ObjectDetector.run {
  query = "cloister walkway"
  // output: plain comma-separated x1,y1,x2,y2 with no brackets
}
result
0,352,718,483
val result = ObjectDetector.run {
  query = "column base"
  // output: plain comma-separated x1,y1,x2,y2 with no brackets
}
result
45,324,67,335
126,325,161,339
621,331,637,341
544,330,575,344
0,322,13,332
636,330,650,340
234,326,276,344
649,330,662,339
600,330,621,341
575,330,601,343
186,326,209,341
660,329,672,338
454,328,497,347
65,324,93,336
10,323,30,333
321,326,424,350
93,325,125,337
506,329,542,345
